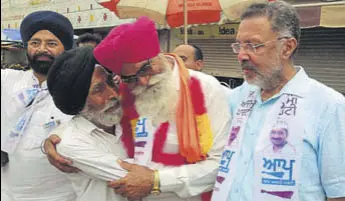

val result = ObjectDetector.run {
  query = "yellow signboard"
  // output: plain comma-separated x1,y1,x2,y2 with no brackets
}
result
173,24,239,39
173,25,212,39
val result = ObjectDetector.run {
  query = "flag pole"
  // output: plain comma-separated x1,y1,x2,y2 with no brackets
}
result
183,0,188,44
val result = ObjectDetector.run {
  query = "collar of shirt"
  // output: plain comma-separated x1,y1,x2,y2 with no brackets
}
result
72,115,117,136
72,116,99,133
279,66,310,97
31,71,48,90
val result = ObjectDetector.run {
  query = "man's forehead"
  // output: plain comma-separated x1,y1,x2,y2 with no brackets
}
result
174,45,194,55
94,66,107,74
175,52,189,60
121,58,153,75
30,30,61,42
94,66,116,80
93,67,119,89
122,60,145,70
237,16,275,42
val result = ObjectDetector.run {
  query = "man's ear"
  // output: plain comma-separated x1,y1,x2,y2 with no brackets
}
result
281,38,298,60
195,60,204,71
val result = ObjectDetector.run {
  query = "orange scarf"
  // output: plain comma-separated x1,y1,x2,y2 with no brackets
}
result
167,53,204,162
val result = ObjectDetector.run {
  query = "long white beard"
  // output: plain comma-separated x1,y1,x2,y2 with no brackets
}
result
82,100,123,127
132,67,178,125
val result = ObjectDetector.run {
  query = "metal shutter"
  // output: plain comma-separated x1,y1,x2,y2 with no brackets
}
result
190,28,345,94
295,27,345,94
189,39,242,78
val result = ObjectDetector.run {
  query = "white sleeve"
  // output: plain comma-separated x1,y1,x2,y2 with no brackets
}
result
158,74,231,198
56,126,128,182
1,69,11,99
1,69,11,143
1,69,25,100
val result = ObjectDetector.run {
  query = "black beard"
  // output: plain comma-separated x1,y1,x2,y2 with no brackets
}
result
27,52,55,75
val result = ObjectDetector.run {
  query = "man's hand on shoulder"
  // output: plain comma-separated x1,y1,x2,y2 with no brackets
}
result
44,134,80,173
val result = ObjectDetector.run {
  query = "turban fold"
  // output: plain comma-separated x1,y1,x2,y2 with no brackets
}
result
47,46,97,115
94,17,160,75
20,11,74,50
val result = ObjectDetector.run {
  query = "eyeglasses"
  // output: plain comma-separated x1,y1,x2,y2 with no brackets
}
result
121,59,153,84
231,37,288,54
98,66,118,89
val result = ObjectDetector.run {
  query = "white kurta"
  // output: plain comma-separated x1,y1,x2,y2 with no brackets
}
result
1,69,76,201
153,69,231,201
56,116,128,201
55,66,231,201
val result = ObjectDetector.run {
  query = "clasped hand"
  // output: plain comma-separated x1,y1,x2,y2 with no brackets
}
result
108,160,155,201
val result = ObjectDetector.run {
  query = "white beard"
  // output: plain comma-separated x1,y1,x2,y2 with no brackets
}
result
255,50,284,91
82,100,123,127
250,64,283,91
132,66,178,125
242,53,284,91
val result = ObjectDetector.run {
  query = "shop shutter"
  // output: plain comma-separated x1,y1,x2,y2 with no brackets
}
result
190,27,345,94
189,39,242,78
295,27,345,94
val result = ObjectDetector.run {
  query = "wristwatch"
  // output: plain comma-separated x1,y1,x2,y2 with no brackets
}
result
151,170,161,195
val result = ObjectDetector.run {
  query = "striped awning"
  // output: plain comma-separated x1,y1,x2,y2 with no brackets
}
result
294,1,345,28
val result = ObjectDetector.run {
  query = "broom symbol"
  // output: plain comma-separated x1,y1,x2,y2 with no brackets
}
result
261,171,284,178
261,190,294,199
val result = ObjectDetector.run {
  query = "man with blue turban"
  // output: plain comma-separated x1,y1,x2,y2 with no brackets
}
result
1,10,76,201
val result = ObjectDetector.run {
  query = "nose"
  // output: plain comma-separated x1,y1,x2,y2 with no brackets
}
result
105,86,119,101
237,47,250,63
34,45,49,56
37,43,49,53
137,76,150,86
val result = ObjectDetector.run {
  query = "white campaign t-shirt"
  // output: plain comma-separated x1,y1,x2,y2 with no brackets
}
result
1,69,76,201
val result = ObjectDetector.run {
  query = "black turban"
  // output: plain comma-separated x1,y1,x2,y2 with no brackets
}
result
47,46,97,115
20,11,74,50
